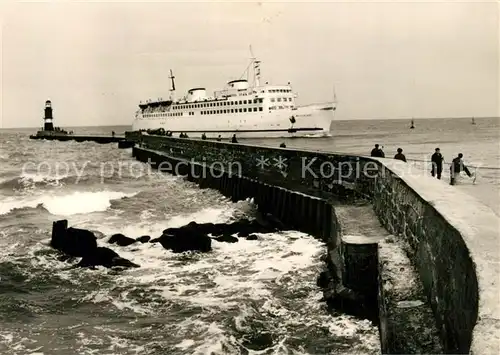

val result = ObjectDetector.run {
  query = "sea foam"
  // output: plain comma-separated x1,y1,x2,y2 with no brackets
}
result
0,190,136,216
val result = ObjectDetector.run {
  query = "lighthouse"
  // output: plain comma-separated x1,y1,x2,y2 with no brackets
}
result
44,100,54,131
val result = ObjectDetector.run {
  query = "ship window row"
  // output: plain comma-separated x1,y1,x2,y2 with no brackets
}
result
270,97,293,103
268,89,292,93
173,98,264,110
143,107,169,114
144,112,182,118
269,105,293,110
200,107,263,115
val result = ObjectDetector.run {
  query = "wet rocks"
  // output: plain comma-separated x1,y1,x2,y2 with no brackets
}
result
153,218,284,250
51,220,139,269
246,234,259,241
151,228,212,253
50,216,284,268
166,219,280,239
214,235,238,243
108,233,136,246
108,234,151,246
136,235,151,243
149,218,283,252
77,247,139,269
51,220,97,257
55,215,281,261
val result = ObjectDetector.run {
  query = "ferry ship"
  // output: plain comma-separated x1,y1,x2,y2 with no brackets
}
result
132,56,336,138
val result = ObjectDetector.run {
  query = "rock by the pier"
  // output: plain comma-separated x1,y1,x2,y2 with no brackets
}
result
51,220,97,257
151,218,285,252
153,230,212,253
246,234,259,240
237,231,248,238
214,235,239,243
51,220,139,269
108,234,151,246
108,233,136,246
136,235,151,243
77,247,140,269
163,219,281,240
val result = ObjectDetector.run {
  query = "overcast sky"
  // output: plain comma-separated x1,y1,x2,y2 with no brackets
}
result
0,0,498,128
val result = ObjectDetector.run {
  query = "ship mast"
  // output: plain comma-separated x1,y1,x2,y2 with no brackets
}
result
249,45,260,88
169,69,176,100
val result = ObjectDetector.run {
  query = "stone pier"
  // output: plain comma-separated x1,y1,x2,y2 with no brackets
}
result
126,133,499,355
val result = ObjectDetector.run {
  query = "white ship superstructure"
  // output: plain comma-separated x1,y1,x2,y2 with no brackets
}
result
132,57,336,138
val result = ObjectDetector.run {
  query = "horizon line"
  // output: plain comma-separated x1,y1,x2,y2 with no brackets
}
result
1,116,498,130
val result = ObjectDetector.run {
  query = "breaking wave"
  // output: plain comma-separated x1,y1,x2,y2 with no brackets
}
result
0,173,70,191
0,190,137,216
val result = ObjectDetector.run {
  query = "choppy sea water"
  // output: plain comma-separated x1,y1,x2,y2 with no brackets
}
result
0,127,382,354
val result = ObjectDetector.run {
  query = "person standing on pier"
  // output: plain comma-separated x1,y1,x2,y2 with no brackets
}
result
450,153,473,185
394,148,406,162
370,144,385,158
231,134,238,143
431,148,444,179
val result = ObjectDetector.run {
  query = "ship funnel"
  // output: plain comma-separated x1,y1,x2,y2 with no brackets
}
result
227,79,249,90
187,88,207,102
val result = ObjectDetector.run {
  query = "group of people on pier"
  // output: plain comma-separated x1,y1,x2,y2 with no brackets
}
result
200,133,238,143
370,144,473,185
430,149,473,185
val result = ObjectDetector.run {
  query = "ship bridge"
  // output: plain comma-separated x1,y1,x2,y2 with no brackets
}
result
255,85,294,94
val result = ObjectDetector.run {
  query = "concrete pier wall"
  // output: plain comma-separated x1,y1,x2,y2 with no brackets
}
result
132,146,337,245
128,135,498,354
375,161,499,355
127,134,375,202
372,163,478,353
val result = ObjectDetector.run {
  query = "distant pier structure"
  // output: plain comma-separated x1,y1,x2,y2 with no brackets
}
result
30,99,130,145
44,100,54,131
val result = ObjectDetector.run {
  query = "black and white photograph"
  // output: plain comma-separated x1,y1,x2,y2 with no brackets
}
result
0,0,498,354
